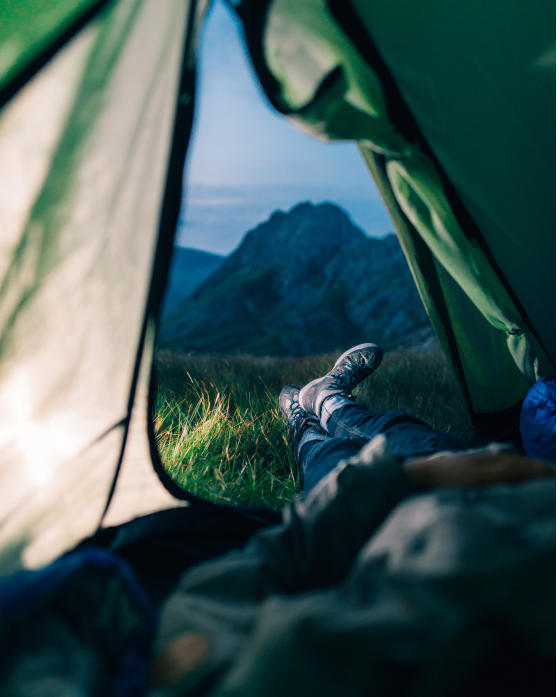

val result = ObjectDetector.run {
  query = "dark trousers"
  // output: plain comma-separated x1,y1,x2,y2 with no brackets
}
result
299,403,473,492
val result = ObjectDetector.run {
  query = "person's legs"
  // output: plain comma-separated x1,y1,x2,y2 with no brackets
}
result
296,429,360,493
286,343,476,493
296,396,473,493
279,384,362,493
323,395,472,461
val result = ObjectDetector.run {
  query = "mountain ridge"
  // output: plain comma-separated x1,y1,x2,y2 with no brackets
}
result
160,202,435,355
161,247,224,319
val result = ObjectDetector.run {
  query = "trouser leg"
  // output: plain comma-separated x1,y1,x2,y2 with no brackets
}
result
325,397,472,461
297,429,361,493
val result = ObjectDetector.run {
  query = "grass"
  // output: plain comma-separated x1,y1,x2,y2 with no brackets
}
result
154,348,476,508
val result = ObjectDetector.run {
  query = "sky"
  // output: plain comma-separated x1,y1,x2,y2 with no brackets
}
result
176,0,394,256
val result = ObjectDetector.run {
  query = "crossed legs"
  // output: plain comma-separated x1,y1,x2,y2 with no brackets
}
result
297,397,471,492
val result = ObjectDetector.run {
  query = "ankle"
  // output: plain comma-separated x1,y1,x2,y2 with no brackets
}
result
320,394,354,432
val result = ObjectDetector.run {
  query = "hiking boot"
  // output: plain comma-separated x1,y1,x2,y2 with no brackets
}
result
279,385,326,445
299,343,383,419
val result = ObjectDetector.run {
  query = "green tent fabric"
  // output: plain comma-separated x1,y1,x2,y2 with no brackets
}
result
0,1,107,97
351,0,555,359
238,0,555,414
0,0,554,574
0,0,202,575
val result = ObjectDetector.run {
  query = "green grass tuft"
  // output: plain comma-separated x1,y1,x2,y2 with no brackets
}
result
154,348,475,508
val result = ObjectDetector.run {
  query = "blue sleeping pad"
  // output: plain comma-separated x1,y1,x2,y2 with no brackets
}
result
520,375,556,462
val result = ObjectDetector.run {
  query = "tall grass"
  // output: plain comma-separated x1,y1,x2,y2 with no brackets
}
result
154,348,475,508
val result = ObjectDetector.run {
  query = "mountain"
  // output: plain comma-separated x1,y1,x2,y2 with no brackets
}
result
159,202,435,355
160,247,224,319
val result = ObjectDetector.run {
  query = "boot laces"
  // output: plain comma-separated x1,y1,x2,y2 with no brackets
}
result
287,400,318,439
331,354,374,392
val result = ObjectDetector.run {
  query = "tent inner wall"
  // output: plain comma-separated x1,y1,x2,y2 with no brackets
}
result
359,148,530,416
0,0,192,576
0,0,107,98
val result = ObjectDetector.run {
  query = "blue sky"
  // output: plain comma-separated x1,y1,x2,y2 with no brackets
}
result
176,0,394,255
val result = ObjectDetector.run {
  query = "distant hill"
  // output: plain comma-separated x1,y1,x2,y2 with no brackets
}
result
159,202,435,355
160,247,224,319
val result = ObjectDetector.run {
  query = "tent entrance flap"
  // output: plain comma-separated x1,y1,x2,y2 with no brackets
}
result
0,0,195,576
236,0,554,414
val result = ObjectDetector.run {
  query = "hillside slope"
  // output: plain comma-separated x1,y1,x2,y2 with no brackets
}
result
160,247,224,319
160,203,434,354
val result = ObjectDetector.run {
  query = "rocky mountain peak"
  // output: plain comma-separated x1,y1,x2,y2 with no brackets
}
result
192,202,380,300
161,202,434,355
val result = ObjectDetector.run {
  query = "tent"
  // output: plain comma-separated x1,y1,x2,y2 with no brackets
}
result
0,0,554,575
